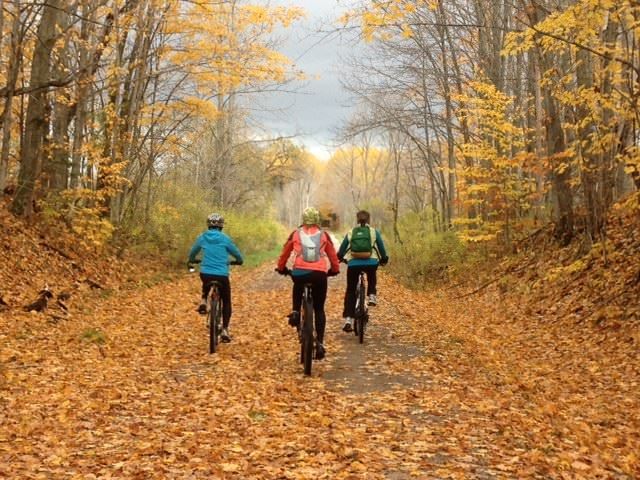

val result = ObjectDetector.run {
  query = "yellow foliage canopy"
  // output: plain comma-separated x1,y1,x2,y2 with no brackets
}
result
455,80,538,244
153,1,304,130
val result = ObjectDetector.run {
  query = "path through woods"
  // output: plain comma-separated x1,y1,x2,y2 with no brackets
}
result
1,264,638,478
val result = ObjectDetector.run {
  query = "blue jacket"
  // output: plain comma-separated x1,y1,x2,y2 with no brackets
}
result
337,226,388,267
188,229,243,276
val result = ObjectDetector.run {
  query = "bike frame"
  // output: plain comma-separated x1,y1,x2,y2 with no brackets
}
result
206,280,223,354
281,268,317,376
353,271,368,344
299,282,315,375
189,259,240,354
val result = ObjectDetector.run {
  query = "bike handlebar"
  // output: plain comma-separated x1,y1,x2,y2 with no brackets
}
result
339,257,388,266
188,259,242,272
275,267,339,277
187,260,200,273
275,267,292,276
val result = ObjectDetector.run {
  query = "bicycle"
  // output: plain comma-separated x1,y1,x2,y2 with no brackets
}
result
278,268,319,376
188,259,240,354
353,270,369,344
340,258,369,344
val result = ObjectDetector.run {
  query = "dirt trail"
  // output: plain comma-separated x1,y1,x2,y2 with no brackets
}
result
1,264,638,479
250,265,425,394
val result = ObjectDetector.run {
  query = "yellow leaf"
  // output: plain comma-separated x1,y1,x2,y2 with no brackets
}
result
221,462,240,472
571,460,591,471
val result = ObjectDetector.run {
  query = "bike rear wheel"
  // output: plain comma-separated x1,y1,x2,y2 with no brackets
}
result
209,294,221,354
301,294,314,376
358,313,366,344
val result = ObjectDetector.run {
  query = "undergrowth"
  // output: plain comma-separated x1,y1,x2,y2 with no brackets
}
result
118,180,286,266
383,211,482,287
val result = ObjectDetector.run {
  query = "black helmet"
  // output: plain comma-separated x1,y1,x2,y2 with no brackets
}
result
207,213,224,229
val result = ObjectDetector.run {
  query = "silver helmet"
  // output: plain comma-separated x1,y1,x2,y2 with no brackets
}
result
207,213,224,229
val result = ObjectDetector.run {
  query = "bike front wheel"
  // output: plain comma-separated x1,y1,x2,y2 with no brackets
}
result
355,281,366,342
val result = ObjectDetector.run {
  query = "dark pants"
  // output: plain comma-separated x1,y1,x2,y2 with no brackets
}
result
292,270,327,344
343,265,378,318
200,274,232,329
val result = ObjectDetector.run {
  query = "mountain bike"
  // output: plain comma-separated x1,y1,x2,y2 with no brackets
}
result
278,268,317,376
189,260,240,354
299,279,315,375
353,270,369,344
341,258,369,344
205,279,223,353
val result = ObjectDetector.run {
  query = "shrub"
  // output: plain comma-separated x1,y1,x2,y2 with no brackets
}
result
125,180,285,265
41,191,115,248
221,210,286,261
385,212,470,286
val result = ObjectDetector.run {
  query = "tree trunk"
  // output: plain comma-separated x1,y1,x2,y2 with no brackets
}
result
11,0,62,216
527,1,574,245
47,41,74,191
70,2,93,190
389,133,403,243
48,97,72,191
0,5,25,191
438,0,474,220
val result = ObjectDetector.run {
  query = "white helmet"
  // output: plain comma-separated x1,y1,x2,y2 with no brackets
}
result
207,213,224,229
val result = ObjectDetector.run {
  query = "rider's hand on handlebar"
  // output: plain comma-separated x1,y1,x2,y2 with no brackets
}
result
327,269,339,277
230,260,243,266
379,256,389,266
275,267,289,276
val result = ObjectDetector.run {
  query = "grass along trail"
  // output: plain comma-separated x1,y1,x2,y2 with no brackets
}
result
0,263,638,478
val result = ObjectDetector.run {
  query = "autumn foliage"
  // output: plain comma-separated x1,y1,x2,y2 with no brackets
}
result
1,201,639,477
2,0,640,477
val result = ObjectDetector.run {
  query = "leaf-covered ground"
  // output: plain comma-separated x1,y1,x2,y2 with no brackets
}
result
1,260,638,479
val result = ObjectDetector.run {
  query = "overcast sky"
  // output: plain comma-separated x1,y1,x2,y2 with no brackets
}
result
254,0,358,160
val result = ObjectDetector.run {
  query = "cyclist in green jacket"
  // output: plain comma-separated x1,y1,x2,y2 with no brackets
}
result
337,210,388,332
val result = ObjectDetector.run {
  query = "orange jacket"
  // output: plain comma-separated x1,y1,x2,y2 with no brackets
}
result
277,225,340,273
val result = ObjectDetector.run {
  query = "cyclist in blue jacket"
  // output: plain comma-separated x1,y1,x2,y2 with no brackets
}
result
188,213,243,342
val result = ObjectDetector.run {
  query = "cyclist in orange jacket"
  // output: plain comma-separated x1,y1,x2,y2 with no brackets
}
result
276,207,340,360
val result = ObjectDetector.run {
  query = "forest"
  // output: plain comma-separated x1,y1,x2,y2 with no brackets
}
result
1,0,639,478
